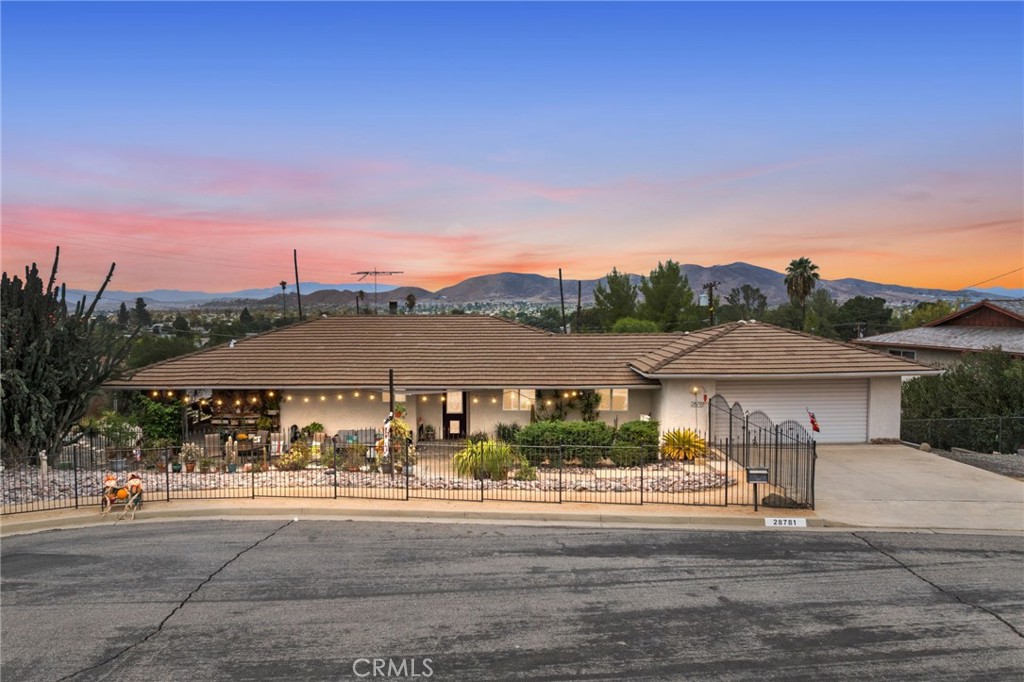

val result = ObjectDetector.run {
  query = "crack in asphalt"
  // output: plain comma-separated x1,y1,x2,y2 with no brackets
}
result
57,519,296,681
853,532,1023,640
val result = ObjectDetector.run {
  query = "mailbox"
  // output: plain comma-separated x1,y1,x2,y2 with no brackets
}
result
746,466,769,484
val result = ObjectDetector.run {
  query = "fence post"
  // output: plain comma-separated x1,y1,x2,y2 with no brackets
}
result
998,417,1004,454
165,452,171,502
558,446,564,504
73,446,80,510
404,442,410,501
639,447,644,506
251,455,256,499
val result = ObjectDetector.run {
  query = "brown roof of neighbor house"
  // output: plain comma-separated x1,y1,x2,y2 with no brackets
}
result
925,299,1024,327
630,321,937,377
108,315,936,391
854,327,1024,356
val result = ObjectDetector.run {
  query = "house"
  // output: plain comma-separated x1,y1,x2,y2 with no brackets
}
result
854,300,1024,368
105,315,938,444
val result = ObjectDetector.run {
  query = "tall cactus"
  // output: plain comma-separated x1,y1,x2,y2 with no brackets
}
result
1,247,138,462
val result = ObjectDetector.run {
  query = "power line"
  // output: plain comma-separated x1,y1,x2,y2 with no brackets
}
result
958,267,1023,291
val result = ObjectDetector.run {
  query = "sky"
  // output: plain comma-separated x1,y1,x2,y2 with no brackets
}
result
2,1,1022,295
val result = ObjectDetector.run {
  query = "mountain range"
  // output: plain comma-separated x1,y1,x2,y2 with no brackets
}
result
68,262,1011,311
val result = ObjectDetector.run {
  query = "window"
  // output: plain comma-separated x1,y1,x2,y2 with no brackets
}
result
888,349,917,360
597,388,629,411
502,389,535,411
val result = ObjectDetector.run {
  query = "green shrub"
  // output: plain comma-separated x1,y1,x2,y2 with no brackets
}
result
515,421,614,467
277,440,312,471
611,419,660,466
453,440,522,480
495,422,521,443
468,430,490,444
513,462,538,481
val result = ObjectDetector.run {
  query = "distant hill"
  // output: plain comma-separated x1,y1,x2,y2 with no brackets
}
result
68,263,991,311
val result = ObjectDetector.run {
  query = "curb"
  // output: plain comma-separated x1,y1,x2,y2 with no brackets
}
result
0,503,827,535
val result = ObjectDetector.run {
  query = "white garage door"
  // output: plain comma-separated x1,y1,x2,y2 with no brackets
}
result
716,379,869,443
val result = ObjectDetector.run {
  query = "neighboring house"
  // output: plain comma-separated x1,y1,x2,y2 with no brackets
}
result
105,315,938,444
855,300,1024,368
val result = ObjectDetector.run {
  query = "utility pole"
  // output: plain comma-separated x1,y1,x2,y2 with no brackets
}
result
293,249,304,321
352,269,403,313
558,268,567,334
703,281,721,326
279,280,287,319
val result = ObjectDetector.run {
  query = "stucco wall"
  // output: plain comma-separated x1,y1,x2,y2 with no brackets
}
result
280,387,661,441
656,379,716,433
868,376,902,440
280,390,392,437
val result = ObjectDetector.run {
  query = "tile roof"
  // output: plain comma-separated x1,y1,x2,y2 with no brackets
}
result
108,315,675,390
109,316,936,391
630,321,935,377
855,327,1024,355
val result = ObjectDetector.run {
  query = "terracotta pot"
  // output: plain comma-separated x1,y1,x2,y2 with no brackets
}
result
185,462,196,473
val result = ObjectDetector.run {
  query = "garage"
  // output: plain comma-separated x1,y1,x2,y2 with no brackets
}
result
715,379,869,444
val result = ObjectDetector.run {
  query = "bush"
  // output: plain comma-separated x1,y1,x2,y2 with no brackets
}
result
495,422,521,443
453,440,522,480
661,428,707,461
277,440,312,471
611,419,660,466
468,430,490,444
515,421,614,467
513,463,538,481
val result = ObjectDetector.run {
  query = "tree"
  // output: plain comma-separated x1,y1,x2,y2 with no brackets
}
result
117,302,130,328
835,296,893,341
802,289,839,338
1,248,138,461
784,257,820,320
128,335,197,369
721,285,768,322
132,297,152,327
356,290,366,314
899,300,959,329
593,267,638,330
611,317,660,333
239,306,255,329
638,260,695,331
172,314,191,333
405,293,417,313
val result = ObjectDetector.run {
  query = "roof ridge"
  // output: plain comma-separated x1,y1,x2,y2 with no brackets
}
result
640,322,742,373
760,321,936,368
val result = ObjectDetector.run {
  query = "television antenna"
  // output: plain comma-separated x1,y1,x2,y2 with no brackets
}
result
352,269,403,312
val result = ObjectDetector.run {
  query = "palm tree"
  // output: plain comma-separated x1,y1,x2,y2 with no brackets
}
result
405,293,416,313
784,257,820,312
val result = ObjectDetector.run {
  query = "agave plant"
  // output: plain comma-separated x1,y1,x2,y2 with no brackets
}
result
660,429,707,461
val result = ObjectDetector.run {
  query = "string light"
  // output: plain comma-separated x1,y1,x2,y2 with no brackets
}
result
303,397,310,403
320,395,326,401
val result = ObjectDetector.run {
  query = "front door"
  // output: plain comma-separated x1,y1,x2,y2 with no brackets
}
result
442,391,467,439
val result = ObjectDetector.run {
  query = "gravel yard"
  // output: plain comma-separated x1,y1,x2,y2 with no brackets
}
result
930,447,1024,480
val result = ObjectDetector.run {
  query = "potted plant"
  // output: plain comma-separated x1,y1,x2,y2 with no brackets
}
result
100,410,137,472
197,454,213,473
180,442,201,472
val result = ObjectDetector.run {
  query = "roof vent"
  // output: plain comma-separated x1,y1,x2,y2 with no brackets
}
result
229,339,236,348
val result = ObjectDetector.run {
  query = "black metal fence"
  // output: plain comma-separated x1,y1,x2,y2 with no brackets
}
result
707,395,816,509
2,411,818,515
901,416,1024,455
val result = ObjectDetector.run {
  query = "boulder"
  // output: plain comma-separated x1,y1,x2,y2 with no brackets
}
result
762,493,800,509
919,442,932,452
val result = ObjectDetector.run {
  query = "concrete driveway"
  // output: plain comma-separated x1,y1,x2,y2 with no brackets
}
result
816,444,1024,532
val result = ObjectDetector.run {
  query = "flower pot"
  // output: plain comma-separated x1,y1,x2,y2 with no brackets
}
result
171,463,182,473
185,462,196,473
110,457,126,472
227,463,238,473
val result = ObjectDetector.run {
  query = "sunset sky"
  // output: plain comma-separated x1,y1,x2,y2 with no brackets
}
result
2,2,1022,294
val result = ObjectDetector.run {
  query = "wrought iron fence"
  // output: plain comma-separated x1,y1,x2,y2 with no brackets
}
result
707,395,816,509
901,416,1024,455
2,411,818,514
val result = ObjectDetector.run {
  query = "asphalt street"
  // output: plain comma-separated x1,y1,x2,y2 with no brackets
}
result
2,521,1022,681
